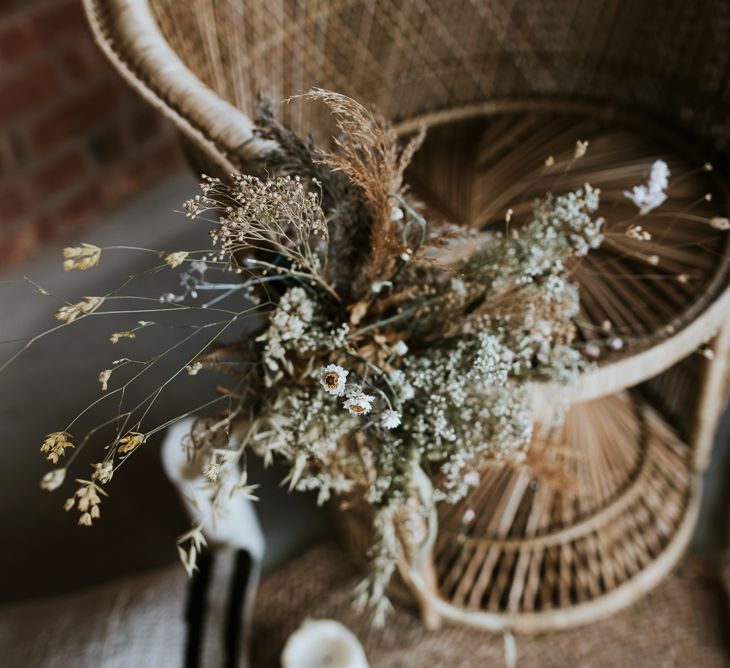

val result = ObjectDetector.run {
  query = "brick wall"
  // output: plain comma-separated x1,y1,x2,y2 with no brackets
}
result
0,0,184,269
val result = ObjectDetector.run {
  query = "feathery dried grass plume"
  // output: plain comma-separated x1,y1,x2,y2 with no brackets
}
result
300,88,425,284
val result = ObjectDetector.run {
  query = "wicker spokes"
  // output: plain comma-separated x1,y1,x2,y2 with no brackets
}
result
405,109,730,361
433,393,695,623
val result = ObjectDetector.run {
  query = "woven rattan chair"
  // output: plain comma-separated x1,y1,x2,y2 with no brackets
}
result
84,0,730,631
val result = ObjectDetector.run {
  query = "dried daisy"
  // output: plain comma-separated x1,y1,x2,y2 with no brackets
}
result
320,364,349,396
55,296,105,324
40,468,66,491
63,243,101,271
343,393,375,415
118,432,146,454
40,432,74,463
381,410,401,429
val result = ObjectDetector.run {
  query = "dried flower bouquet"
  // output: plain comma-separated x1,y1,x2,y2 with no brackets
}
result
11,89,653,622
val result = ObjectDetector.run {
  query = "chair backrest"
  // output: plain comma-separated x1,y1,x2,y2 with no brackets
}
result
86,0,730,173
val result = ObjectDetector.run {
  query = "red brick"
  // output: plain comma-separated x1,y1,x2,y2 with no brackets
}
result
0,60,62,124
130,105,165,144
61,40,109,82
146,138,183,173
35,184,101,241
29,81,120,149
0,183,31,224
0,223,38,268
30,149,90,197
0,18,41,65
32,0,87,47
54,185,102,230
0,132,27,176
88,124,130,168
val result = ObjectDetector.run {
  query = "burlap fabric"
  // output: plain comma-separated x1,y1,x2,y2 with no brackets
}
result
251,543,730,668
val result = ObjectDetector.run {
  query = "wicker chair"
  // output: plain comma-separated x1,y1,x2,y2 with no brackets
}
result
84,0,730,631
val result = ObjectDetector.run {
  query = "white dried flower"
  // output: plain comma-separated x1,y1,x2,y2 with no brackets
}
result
625,160,670,215
98,369,112,391
390,206,404,222
165,251,189,268
371,281,391,294
393,341,408,356
584,343,601,358
320,364,349,396
574,140,589,159
381,410,401,429
626,224,651,241
462,508,476,524
450,277,467,295
463,470,480,487
40,468,66,491
710,216,730,230
343,393,374,415
608,337,624,351
186,361,203,375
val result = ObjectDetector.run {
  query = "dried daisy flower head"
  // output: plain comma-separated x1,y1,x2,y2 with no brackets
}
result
320,364,349,396
343,393,375,415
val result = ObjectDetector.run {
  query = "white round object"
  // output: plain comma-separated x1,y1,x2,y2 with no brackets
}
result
281,619,369,668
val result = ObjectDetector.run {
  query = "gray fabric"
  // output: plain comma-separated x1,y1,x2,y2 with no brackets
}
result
0,566,188,668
